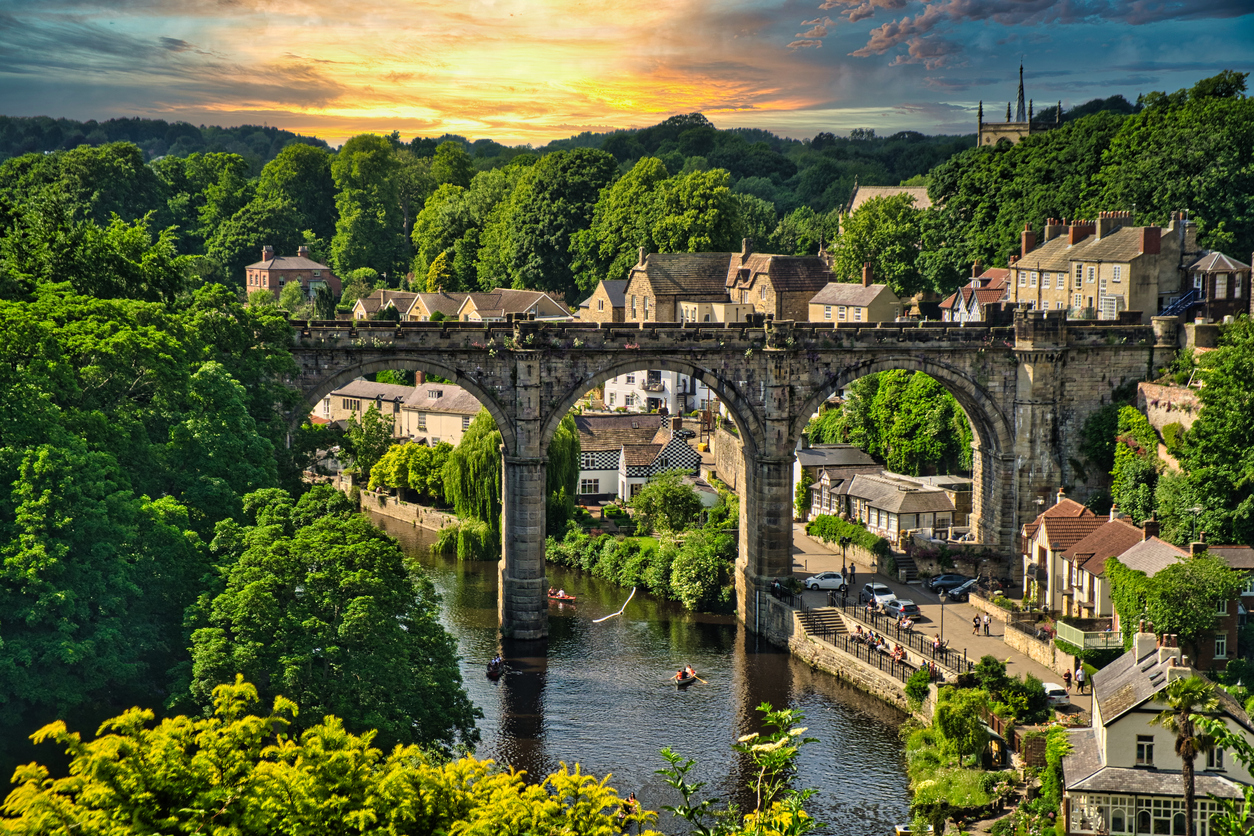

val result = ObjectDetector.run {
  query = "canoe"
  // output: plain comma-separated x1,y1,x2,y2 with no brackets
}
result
548,593,577,602
486,662,504,680
674,672,698,687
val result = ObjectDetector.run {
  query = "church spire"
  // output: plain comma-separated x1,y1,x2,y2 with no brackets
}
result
1015,63,1026,122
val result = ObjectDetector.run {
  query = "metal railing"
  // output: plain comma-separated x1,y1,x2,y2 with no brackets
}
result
835,599,974,674
837,635,917,683
1162,288,1200,317
769,585,805,610
1056,619,1124,650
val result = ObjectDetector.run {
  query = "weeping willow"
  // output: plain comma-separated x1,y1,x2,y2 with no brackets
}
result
441,409,583,557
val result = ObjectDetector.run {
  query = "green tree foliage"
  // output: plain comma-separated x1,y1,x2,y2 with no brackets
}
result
443,408,504,549
368,441,452,503
630,469,703,533
650,168,744,255
768,206,840,256
425,250,452,293
569,156,671,289
1111,406,1160,523
0,142,168,228
795,468,814,520
830,192,924,297
188,487,479,749
277,278,306,312
1151,676,1220,836
330,134,405,278
669,529,734,611
431,140,475,188
1106,554,1244,658
204,195,303,286
342,404,395,481
806,515,890,557
934,687,989,760
256,143,337,241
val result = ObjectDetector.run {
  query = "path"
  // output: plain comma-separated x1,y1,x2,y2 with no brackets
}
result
791,522,1094,715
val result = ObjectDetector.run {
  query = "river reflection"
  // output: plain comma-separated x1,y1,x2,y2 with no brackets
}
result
372,513,911,836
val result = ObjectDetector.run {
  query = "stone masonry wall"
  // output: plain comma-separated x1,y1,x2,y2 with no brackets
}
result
1137,382,1201,433
358,488,461,531
1003,621,1076,678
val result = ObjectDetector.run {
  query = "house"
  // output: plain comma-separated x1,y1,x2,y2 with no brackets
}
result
246,245,341,299
577,280,627,323
677,300,756,324
1021,491,1105,603
572,414,701,500
1009,213,1201,322
409,291,469,321
623,249,734,323
807,265,902,323
939,266,1011,323
1052,514,1148,618
456,289,571,322
724,240,834,322
315,378,414,436
1062,628,1254,836
398,379,483,447
842,472,957,548
1183,252,1250,323
602,369,713,414
808,464,884,519
351,289,419,321
793,437,877,521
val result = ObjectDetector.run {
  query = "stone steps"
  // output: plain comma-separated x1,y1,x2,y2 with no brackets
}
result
894,552,919,583
796,607,847,640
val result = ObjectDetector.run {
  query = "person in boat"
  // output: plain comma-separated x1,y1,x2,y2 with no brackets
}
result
558,588,567,598
675,669,686,681
548,587,556,597
685,664,696,677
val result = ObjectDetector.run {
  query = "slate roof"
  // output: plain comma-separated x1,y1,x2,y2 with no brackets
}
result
245,255,331,270
355,289,416,315
797,444,877,468
1189,252,1250,273
574,414,664,451
1017,234,1078,273
846,473,956,514
402,384,483,415
630,253,735,296
463,289,568,318
1064,727,1246,799
1211,545,1254,570
1061,518,1146,574
579,279,628,310
809,282,895,307
414,292,468,317
328,378,414,402
1116,537,1187,576
725,253,833,293
623,443,664,466
846,185,932,214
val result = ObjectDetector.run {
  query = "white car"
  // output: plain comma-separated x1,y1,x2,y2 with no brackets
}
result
1043,682,1071,707
804,571,848,591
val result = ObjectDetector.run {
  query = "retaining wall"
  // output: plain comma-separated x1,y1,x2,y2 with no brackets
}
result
1004,621,1076,678
361,488,461,531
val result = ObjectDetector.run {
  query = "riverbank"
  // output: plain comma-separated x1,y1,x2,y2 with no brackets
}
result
333,473,462,532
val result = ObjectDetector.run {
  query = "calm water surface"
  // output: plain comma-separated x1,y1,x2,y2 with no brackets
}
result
374,514,912,836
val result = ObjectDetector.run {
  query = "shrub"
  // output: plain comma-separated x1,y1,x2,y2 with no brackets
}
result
806,514,890,557
905,667,931,708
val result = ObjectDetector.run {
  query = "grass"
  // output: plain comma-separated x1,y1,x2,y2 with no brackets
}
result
904,725,1009,810
625,536,659,554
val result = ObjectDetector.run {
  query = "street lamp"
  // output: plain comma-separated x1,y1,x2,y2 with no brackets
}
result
1190,506,1204,540
939,588,948,642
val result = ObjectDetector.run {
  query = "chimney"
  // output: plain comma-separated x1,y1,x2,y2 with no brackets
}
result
1134,625,1156,660
297,244,310,259
638,246,646,266
1139,226,1161,255
672,416,682,434
416,370,426,385
1021,223,1036,259
742,238,753,260
971,260,981,280
1109,503,1121,522
1143,515,1160,541
1056,487,1066,506
862,262,873,288
1191,530,1208,556
1068,222,1094,246
799,431,811,450
262,244,275,262
1043,218,1065,242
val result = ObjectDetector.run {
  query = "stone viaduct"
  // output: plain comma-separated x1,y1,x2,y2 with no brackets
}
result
289,311,1179,640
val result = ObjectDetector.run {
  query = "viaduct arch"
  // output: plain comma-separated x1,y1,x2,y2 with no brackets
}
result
289,311,1178,640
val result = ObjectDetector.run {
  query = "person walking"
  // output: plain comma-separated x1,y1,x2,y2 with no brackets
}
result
1075,666,1086,694
972,615,980,635
982,613,991,636
1063,669,1072,692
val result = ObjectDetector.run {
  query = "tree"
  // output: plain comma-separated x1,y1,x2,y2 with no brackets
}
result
343,404,394,481
256,143,337,241
668,529,733,611
431,140,475,187
650,168,744,254
830,192,924,297
425,250,452,293
1107,554,1244,658
630,469,703,534
933,686,989,760
443,409,504,550
278,278,306,313
1151,676,1220,836
330,134,405,277
188,488,479,749
204,195,303,287
569,156,670,291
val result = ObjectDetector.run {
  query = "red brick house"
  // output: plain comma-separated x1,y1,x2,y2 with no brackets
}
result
245,245,342,299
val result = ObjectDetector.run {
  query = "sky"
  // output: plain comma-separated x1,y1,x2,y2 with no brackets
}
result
0,0,1251,147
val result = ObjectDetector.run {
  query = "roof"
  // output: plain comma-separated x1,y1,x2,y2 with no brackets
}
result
245,255,331,270
1081,225,1156,263
1116,537,1187,577
941,270,1010,311
1064,729,1245,799
796,444,877,468
1022,497,1096,541
414,291,468,317
1188,251,1250,273
725,253,833,293
579,280,628,310
574,414,664,451
462,289,568,318
623,443,664,466
1061,518,1146,575
1017,233,1079,273
809,282,896,307
846,185,932,214
846,473,956,514
328,378,414,402
354,289,416,315
629,252,735,297
402,384,483,415
1210,545,1254,570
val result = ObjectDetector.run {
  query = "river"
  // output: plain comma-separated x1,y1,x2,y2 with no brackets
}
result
373,513,912,836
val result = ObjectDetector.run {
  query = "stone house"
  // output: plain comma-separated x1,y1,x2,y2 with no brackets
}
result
938,267,1011,323
246,245,341,299
792,437,877,521
807,464,884,519
723,240,834,322
1009,213,1201,322
619,420,703,500
677,299,756,324
807,265,902,323
572,413,701,500
577,280,627,323
842,472,957,548
398,379,483,447
351,289,418,320
1183,252,1250,323
456,289,570,322
408,291,470,321
623,249,733,323
316,378,413,436
843,184,933,215
1063,629,1254,836
1051,515,1147,618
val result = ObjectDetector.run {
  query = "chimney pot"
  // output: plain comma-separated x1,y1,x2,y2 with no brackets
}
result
638,246,646,266
262,244,275,262
416,370,425,385
1021,224,1037,260
297,244,310,259
1143,515,1160,541
862,262,873,288
1110,503,1120,522
1056,487,1065,505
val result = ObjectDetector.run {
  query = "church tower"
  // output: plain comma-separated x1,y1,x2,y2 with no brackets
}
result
978,64,1056,147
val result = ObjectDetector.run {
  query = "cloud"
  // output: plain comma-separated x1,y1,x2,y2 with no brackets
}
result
850,4,947,56
797,23,829,37
890,36,963,70
819,0,909,23
788,38,824,49
159,36,193,51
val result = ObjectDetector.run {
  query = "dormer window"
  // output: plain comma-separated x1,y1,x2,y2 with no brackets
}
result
428,389,443,399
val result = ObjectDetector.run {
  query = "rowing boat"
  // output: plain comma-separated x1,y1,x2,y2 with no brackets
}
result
673,672,697,687
548,593,576,602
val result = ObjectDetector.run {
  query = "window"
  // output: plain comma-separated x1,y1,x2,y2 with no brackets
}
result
625,393,636,407
428,389,443,399
837,305,847,321
760,286,767,300
313,270,321,277
1215,274,1228,300
580,453,594,469
1215,632,1228,659
431,437,440,445
824,305,832,320
1087,266,1096,284
631,295,637,317
461,416,471,431
1217,599,1229,615
1019,271,1027,287
1243,576,1254,595
1112,265,1122,283
1136,735,1155,766
643,296,649,318
625,373,635,384
393,401,400,414
853,307,863,321
1042,273,1051,289
1237,274,1244,299
1029,272,1038,288
608,393,615,405
1057,301,1067,310
417,415,427,431
597,299,604,311
1195,273,1204,291
1075,264,1083,288
1074,293,1083,309
579,478,600,494
1208,748,1225,770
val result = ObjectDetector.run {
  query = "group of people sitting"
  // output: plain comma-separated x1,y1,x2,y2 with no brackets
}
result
852,626,909,663
897,616,915,631
674,664,697,681
547,587,569,598
930,634,950,654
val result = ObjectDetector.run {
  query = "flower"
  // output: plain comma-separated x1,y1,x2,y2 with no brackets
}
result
750,738,789,753
788,726,808,737
737,733,759,743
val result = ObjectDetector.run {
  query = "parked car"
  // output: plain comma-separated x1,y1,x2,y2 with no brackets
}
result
1043,683,1071,707
674,428,696,439
860,582,896,605
804,571,847,591
884,598,921,619
928,573,973,592
944,578,978,602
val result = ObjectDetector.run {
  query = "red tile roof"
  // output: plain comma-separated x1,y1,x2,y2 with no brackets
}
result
1061,518,1146,574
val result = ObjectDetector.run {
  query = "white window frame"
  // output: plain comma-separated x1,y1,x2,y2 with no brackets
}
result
461,415,471,431
579,478,600,495
1075,264,1083,288
1074,293,1083,309
1112,265,1122,283
625,373,635,384
1029,272,1038,288
1208,747,1225,770
1087,266,1096,284
853,307,863,321
416,414,427,431
1215,632,1228,659
837,306,847,321
824,305,832,320
1019,271,1027,287
1042,273,1051,289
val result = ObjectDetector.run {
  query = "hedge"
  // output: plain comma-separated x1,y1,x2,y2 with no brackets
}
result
805,514,890,557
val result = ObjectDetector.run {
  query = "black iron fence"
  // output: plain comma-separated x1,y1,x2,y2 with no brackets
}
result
839,635,915,683
768,583,804,610
835,599,974,674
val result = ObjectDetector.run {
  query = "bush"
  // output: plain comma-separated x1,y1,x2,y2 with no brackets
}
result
806,514,890,557
1162,421,1185,455
905,667,931,708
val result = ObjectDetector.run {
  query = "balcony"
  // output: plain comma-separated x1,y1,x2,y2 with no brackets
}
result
640,381,666,392
1055,618,1123,650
